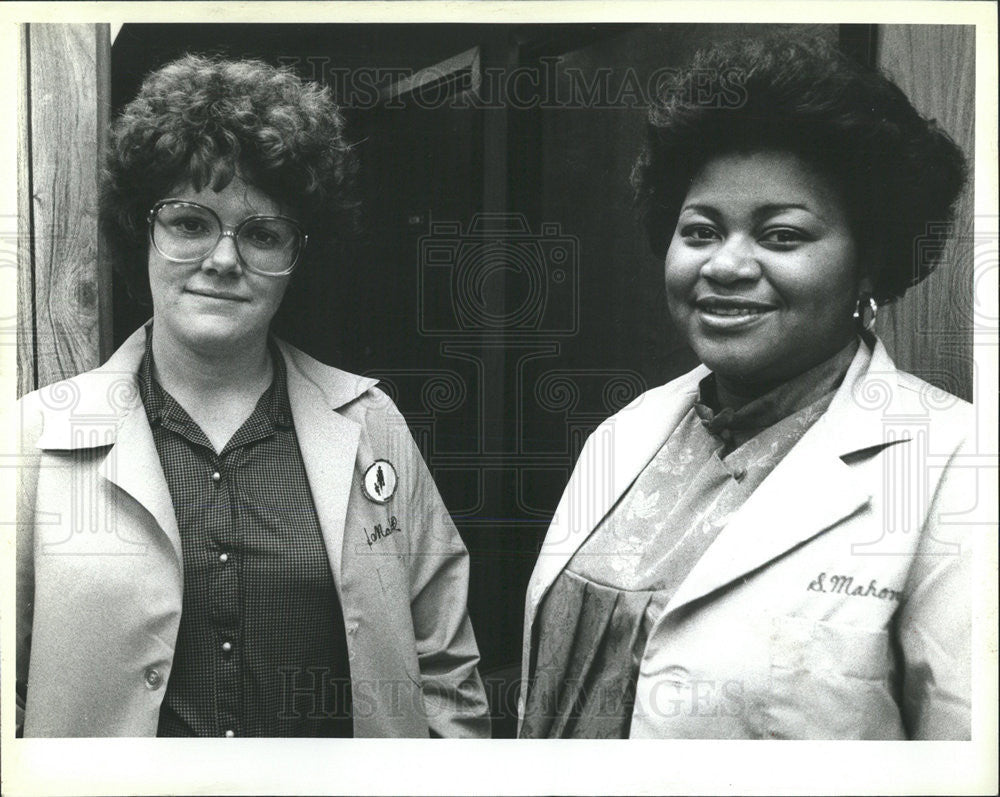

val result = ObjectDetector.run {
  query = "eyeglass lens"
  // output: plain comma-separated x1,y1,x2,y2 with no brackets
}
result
152,202,302,274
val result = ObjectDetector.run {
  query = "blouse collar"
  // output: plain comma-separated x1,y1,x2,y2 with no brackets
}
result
695,338,860,450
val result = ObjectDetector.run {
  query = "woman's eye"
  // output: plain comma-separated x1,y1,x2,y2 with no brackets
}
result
244,227,281,248
172,217,211,235
760,228,806,246
680,224,719,242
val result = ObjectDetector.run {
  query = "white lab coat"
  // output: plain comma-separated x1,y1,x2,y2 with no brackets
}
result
519,339,977,739
16,325,491,737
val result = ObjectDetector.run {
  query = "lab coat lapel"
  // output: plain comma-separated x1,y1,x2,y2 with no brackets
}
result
529,370,706,611
661,342,887,616
282,350,365,592
98,401,183,564
661,418,871,615
32,324,183,564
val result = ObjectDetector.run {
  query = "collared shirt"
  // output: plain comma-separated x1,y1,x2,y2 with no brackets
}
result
137,327,352,737
521,340,859,738
693,342,859,456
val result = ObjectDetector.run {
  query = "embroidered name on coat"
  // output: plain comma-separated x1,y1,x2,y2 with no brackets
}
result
807,572,902,602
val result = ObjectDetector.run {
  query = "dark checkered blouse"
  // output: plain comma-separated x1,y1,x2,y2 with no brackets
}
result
138,329,352,737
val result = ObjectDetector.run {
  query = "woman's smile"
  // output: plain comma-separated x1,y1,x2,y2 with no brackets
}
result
693,295,778,329
184,286,250,303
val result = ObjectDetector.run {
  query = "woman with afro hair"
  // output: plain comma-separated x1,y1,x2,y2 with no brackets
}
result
519,36,973,740
17,55,490,739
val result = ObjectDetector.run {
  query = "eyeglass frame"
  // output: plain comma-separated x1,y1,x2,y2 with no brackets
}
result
147,198,309,277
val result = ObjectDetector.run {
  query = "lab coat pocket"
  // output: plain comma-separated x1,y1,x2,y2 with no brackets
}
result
766,615,903,739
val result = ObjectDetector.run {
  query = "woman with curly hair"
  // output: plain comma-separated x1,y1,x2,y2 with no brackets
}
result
519,36,972,739
16,55,490,738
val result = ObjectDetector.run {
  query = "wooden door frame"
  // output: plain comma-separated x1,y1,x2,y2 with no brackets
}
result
18,23,112,396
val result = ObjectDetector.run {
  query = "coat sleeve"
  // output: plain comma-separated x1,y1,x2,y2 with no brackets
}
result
897,435,975,740
381,397,492,738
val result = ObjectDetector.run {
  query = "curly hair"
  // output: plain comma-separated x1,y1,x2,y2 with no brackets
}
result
630,36,968,304
101,54,357,301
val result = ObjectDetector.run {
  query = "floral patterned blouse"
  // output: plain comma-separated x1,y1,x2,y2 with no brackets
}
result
520,340,860,738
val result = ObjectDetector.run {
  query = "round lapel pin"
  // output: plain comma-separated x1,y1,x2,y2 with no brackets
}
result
363,459,397,504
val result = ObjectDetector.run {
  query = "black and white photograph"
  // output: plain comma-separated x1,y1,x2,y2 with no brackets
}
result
1,2,997,795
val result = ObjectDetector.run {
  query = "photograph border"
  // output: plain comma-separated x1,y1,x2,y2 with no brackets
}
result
1,2,997,795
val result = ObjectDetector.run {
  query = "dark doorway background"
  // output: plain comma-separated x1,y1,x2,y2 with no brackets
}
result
111,22,847,736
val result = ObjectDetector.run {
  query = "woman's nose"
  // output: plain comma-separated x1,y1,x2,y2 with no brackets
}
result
700,235,760,283
202,233,241,275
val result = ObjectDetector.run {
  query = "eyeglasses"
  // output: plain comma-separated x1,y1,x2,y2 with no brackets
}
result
147,199,308,277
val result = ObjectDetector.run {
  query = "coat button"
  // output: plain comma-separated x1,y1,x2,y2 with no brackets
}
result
224,729,235,738
144,667,163,689
221,640,233,654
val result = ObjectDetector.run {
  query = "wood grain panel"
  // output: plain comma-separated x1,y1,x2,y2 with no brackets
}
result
27,24,112,389
876,25,975,401
17,25,35,397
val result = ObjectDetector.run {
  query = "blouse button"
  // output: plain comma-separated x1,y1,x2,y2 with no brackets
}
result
221,640,233,654
211,471,221,483
143,667,163,689
224,729,235,738
219,552,229,564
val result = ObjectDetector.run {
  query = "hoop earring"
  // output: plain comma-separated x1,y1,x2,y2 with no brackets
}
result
853,296,878,331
